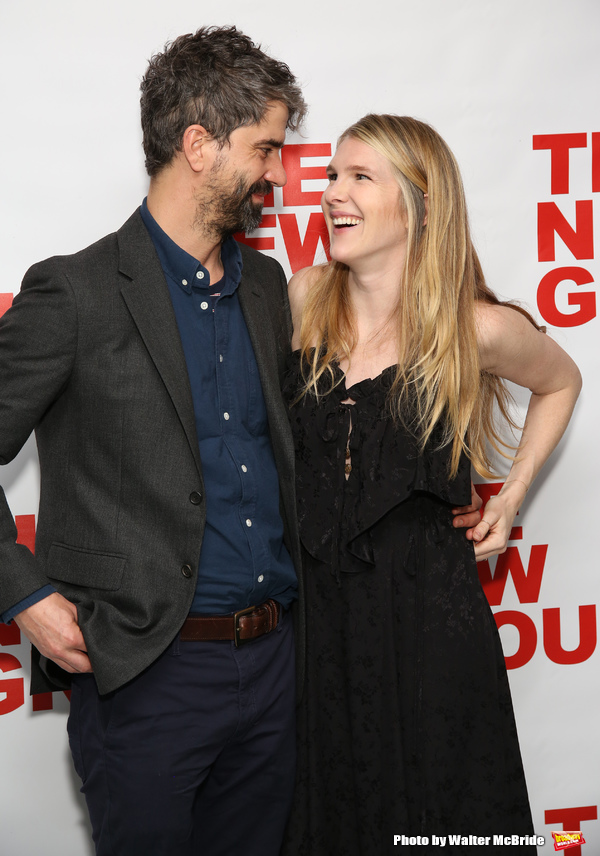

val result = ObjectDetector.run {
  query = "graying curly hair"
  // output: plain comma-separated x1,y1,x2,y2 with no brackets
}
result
140,25,307,176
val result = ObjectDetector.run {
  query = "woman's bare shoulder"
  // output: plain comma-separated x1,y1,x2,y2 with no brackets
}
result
288,265,326,349
288,264,326,319
288,264,325,304
474,300,538,369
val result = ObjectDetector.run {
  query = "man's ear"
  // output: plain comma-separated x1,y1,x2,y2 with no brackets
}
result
182,125,211,173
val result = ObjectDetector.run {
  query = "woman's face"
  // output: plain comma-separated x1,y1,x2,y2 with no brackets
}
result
322,136,408,272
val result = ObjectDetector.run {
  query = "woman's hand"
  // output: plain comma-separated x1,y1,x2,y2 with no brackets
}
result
452,482,483,533
470,480,527,561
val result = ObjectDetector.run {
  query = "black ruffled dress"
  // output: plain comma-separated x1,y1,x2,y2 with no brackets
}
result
282,353,535,855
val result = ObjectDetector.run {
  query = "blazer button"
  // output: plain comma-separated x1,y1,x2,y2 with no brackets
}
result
189,491,203,505
181,564,194,578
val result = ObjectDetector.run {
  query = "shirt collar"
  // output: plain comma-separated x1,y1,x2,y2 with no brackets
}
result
140,198,243,296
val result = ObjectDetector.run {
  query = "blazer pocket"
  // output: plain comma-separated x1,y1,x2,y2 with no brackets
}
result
47,543,127,591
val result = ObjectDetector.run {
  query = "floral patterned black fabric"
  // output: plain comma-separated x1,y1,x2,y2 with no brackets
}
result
282,352,536,856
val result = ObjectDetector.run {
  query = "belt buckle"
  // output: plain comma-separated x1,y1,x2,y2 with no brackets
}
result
233,604,256,647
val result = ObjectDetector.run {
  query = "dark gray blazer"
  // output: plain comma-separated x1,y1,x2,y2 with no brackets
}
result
0,210,303,696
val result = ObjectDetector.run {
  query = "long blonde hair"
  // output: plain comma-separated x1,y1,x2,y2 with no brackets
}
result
299,114,539,478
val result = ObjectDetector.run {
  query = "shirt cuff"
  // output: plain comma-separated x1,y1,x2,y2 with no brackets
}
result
1,585,57,624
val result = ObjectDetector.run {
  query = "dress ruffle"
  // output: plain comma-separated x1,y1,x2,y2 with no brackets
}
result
284,351,471,572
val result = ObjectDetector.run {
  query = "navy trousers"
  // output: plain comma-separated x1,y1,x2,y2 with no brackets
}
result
67,610,296,856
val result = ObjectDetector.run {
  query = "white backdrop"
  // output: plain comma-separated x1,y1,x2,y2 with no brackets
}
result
1,1,598,853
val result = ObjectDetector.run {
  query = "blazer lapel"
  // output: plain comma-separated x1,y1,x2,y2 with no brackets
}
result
116,211,202,477
237,260,281,409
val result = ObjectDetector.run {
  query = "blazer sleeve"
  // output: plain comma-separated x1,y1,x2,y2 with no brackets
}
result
0,258,77,613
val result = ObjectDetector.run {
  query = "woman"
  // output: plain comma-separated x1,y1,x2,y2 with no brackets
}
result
282,115,581,855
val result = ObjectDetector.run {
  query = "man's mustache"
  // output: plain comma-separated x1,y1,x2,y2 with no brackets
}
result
247,179,273,198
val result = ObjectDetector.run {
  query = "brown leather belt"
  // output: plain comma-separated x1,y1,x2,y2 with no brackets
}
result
180,599,281,646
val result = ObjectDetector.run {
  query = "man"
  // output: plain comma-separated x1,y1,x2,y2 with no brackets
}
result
0,24,481,856
0,26,306,856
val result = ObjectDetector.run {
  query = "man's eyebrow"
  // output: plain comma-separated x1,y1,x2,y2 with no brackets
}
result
256,138,286,149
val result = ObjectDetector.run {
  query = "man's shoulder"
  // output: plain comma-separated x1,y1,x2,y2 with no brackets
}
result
26,209,146,279
237,241,286,281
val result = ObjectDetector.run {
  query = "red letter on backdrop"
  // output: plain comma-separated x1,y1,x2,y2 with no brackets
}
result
279,213,330,273
543,605,597,665
0,653,25,714
592,132,600,192
32,690,71,711
478,545,547,607
0,293,13,317
494,611,537,669
0,623,21,646
537,201,594,261
234,214,276,251
533,133,587,194
16,514,36,553
537,266,596,327
545,806,598,856
281,144,331,207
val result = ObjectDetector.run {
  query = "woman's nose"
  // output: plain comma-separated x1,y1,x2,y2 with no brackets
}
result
323,178,346,205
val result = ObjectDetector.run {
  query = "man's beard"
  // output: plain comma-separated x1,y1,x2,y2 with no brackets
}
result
195,160,272,241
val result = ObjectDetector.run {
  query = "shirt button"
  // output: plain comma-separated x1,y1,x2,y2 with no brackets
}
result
182,279,188,286
257,575,264,583
196,271,205,280
189,491,203,505
224,412,230,420
219,354,223,363
200,301,209,311
181,564,193,579
241,464,248,473
246,518,252,527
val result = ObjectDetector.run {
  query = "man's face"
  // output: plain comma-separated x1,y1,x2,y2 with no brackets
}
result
195,100,289,240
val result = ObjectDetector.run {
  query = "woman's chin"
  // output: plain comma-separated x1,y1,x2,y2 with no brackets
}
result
329,245,352,266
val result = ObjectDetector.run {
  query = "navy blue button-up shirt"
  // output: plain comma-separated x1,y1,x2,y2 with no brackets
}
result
140,201,297,614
